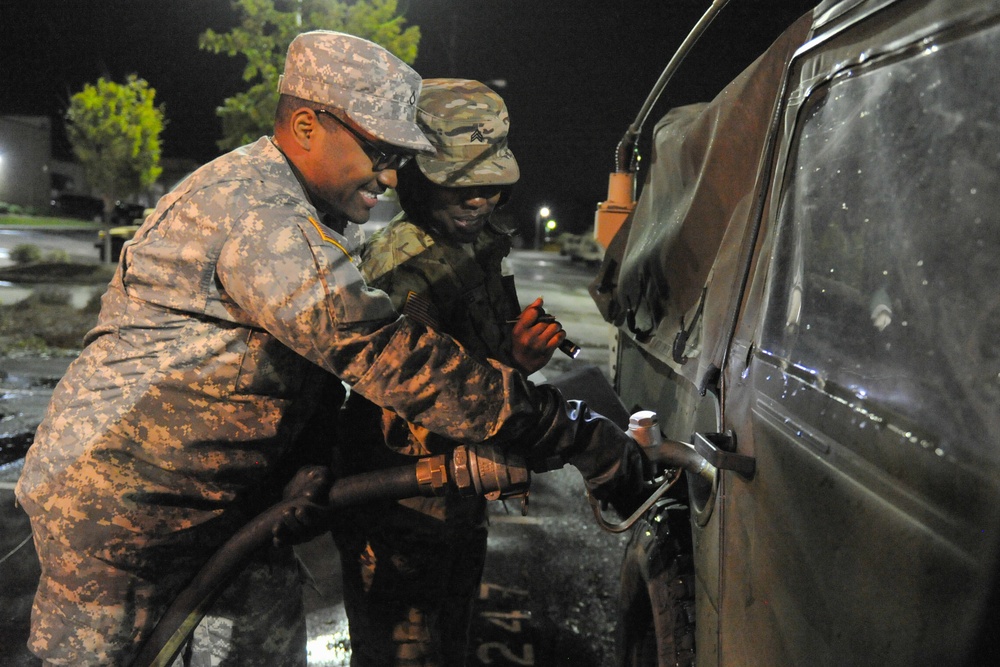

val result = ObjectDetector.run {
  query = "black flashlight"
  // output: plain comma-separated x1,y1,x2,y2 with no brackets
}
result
507,315,581,359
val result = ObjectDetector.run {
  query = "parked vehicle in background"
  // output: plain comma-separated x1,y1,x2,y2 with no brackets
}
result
557,232,579,256
560,233,605,266
560,232,584,257
95,208,151,262
110,201,147,226
50,193,103,221
591,0,1000,665
570,235,604,267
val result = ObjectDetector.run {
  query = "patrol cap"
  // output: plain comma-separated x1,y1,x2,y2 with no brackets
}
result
278,30,434,154
415,79,520,187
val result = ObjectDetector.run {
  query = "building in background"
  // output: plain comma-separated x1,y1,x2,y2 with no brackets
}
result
0,115,62,210
0,115,197,215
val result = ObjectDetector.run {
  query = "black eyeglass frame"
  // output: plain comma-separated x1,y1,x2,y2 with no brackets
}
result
315,109,412,172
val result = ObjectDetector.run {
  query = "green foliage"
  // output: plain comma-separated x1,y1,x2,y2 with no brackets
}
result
18,287,72,308
201,0,420,150
0,215,101,228
44,249,71,264
65,75,166,216
0,334,51,356
11,244,42,264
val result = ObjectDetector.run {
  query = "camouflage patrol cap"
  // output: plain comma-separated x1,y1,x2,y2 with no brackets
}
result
415,79,520,187
279,31,434,154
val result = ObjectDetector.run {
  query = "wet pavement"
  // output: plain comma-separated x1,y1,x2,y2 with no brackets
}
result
0,460,40,667
0,356,72,666
0,356,73,465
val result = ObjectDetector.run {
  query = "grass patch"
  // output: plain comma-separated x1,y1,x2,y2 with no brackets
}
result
0,262,113,354
0,215,101,228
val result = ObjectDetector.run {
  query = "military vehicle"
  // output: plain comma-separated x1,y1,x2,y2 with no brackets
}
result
590,0,1000,664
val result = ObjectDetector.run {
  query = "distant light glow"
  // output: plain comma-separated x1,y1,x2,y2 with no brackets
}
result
545,219,557,230
539,206,550,218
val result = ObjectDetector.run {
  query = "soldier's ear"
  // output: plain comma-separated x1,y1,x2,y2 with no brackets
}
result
289,108,319,150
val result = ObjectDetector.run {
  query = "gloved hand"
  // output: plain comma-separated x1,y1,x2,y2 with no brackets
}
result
271,465,335,548
591,449,660,520
511,297,565,374
513,390,658,520
576,416,657,520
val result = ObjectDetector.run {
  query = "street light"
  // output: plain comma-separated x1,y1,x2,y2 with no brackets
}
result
545,218,558,243
536,205,551,249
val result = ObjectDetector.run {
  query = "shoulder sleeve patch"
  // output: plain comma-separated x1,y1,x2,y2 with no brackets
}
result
308,216,351,259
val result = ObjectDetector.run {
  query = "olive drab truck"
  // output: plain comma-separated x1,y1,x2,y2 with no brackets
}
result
590,0,1000,665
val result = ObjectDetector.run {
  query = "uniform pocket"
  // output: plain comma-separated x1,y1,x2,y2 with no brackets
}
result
234,330,313,398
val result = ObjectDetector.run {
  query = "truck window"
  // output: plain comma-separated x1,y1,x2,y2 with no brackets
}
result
759,20,1000,469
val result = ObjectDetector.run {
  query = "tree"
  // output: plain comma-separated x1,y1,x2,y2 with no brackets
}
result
65,75,165,262
201,0,420,151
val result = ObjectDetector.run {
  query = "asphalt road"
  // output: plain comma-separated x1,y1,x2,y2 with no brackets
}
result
0,241,631,666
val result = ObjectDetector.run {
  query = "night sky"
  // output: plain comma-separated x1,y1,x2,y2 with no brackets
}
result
1,0,817,236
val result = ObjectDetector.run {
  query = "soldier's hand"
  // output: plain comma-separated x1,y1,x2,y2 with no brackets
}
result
271,465,334,548
511,297,565,374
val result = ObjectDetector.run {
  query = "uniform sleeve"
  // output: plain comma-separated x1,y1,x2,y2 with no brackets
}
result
360,221,446,327
216,207,541,444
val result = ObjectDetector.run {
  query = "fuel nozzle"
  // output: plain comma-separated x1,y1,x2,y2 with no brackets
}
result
589,411,719,533
628,410,714,483
441,444,531,501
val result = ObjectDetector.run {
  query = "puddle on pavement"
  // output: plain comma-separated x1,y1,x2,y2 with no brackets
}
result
0,367,70,466
0,431,33,466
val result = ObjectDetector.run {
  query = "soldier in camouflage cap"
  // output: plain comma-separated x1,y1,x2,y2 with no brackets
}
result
16,33,650,666
413,78,520,187
331,79,571,666
279,30,433,154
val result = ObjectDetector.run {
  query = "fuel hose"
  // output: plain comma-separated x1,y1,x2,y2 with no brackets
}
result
130,466,425,667
130,446,529,667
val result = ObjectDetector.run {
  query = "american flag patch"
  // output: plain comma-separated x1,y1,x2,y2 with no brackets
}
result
402,291,440,329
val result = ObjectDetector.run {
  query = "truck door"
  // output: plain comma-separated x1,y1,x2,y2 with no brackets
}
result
720,4,1000,664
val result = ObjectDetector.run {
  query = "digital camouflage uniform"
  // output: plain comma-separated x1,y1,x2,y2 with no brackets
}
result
15,51,644,665
332,80,529,667
13,43,543,667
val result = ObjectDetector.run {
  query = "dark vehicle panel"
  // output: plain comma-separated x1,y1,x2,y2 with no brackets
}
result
724,8,1000,663
597,0,1000,664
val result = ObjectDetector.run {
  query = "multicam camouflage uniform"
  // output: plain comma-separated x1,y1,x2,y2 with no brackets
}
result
12,89,542,667
335,217,523,667
332,79,528,667
408,79,519,189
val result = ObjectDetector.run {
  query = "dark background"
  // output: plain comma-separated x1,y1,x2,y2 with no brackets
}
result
1,0,817,238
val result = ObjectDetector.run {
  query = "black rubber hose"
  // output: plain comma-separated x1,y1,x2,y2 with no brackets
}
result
131,465,424,667
326,466,422,509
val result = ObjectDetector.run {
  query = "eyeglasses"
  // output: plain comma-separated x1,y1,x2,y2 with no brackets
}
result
315,109,412,172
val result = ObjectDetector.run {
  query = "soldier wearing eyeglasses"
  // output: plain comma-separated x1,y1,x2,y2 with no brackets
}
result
331,78,571,667
16,32,648,667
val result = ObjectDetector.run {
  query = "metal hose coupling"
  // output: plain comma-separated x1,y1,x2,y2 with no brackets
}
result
449,444,531,501
414,454,450,496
